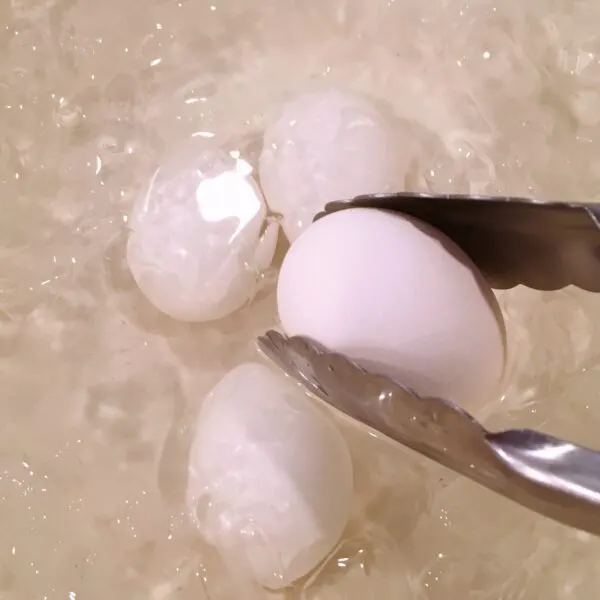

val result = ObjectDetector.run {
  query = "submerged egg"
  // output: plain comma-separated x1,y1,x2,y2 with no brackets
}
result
259,89,402,241
126,145,279,322
187,362,353,589
277,208,506,407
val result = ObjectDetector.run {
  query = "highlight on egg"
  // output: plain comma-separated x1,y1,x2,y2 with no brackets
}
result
276,207,506,408
186,362,354,590
126,143,279,323
259,88,404,242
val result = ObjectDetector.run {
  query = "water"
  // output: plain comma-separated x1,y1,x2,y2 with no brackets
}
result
3,0,600,598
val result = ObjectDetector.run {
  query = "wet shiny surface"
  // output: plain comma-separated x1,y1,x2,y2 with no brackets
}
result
126,143,278,322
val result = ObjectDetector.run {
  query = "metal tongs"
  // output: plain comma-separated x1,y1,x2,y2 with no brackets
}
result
258,330,600,538
257,192,600,537
315,191,600,292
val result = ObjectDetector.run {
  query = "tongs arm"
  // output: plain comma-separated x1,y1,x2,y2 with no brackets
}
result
314,192,600,292
257,331,600,538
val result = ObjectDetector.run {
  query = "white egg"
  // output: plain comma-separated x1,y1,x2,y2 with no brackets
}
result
126,144,279,322
277,208,506,407
187,362,353,589
259,89,403,242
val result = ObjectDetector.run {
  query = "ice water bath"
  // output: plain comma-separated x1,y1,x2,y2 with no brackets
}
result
4,1,600,599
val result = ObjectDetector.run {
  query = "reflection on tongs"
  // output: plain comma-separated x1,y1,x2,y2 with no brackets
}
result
257,331,600,538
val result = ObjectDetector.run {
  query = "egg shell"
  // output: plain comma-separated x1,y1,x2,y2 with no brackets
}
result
126,146,278,323
187,362,354,589
276,207,506,407
259,89,403,242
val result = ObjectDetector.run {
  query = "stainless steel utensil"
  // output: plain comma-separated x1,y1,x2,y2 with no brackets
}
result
314,192,600,292
257,330,600,537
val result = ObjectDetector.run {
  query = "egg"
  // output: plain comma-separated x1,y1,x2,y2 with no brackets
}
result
186,362,353,589
126,144,279,322
276,208,506,407
259,89,403,242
